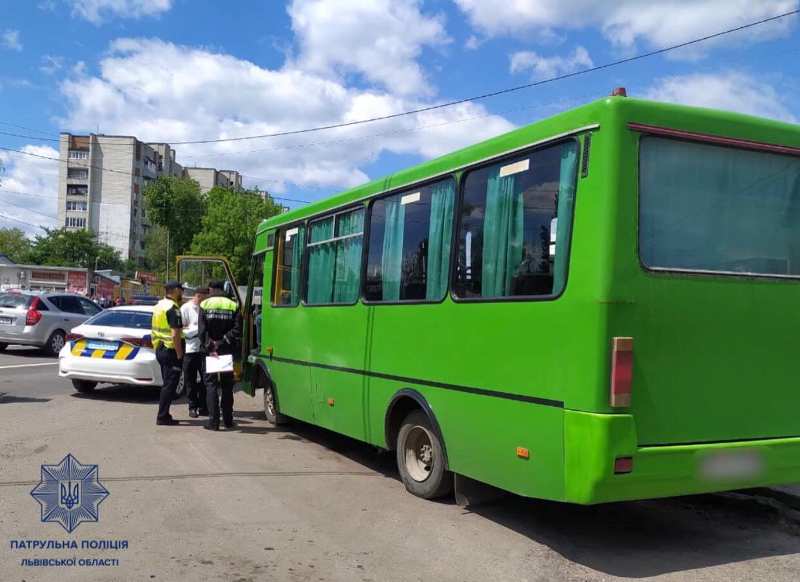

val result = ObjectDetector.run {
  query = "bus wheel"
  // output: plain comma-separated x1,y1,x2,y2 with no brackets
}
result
263,382,287,425
396,410,453,499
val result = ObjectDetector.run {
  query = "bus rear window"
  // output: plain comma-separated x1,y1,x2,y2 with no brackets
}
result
640,137,800,277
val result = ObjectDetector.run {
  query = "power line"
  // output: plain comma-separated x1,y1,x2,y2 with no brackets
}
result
0,9,797,148
96,9,800,145
0,148,312,205
0,211,47,230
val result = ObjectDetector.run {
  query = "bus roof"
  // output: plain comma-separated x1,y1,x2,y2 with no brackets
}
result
258,95,800,233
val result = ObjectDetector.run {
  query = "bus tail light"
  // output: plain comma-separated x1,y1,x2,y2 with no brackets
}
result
610,337,633,407
614,457,633,474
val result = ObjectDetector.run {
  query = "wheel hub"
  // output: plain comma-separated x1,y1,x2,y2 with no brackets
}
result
404,426,435,482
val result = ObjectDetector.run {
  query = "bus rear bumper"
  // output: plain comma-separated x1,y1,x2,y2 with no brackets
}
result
563,410,800,504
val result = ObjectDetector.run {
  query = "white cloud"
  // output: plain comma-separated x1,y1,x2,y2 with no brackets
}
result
69,0,173,24
454,0,798,55
644,71,796,123
40,55,64,75
510,46,592,80
0,145,60,234
59,38,513,197
1,30,22,51
288,0,449,95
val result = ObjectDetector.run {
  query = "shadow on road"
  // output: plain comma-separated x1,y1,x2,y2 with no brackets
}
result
71,384,161,403
267,420,800,577
1,347,51,359
0,392,51,404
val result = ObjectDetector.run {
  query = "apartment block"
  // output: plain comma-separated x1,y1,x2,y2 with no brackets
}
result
184,167,243,193
57,133,242,263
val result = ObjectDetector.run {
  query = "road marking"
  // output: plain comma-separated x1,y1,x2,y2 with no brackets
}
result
0,362,58,370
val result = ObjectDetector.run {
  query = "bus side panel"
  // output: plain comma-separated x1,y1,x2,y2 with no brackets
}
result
305,306,369,441
366,376,564,500
262,307,315,423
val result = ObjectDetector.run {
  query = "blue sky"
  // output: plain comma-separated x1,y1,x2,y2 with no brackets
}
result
0,0,798,233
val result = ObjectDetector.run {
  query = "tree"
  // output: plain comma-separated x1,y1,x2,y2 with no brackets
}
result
191,188,282,283
27,228,125,271
144,176,205,256
0,228,33,263
143,224,171,279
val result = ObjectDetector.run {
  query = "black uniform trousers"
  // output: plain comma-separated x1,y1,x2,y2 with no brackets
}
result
182,352,207,412
205,371,234,428
156,347,182,421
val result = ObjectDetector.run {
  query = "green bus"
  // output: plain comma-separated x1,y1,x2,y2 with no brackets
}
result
180,91,800,504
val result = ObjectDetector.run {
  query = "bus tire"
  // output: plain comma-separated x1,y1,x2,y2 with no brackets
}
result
263,382,287,426
396,410,453,499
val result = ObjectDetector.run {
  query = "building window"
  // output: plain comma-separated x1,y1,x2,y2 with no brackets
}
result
67,168,88,180
306,208,364,305
67,185,88,196
273,225,305,306
133,183,139,194
365,178,456,302
453,140,579,299
68,150,89,160
66,201,87,212
65,217,86,228
134,168,140,177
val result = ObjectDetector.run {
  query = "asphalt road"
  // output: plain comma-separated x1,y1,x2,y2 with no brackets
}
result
1,349,799,581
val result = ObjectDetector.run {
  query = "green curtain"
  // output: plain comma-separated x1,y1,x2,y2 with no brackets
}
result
481,171,524,297
333,210,364,303
381,197,405,300
289,227,305,305
307,218,335,304
426,181,455,300
553,143,579,294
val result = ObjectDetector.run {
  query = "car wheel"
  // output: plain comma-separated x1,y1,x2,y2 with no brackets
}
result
44,330,66,356
396,410,453,500
263,382,287,425
0,342,6,352
72,379,97,393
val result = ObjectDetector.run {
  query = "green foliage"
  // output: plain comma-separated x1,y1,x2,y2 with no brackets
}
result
191,188,282,283
26,228,125,270
144,176,205,255
0,228,33,263
143,224,171,279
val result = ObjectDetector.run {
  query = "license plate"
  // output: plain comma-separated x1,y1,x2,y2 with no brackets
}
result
0,317,12,325
86,341,118,351
700,450,763,481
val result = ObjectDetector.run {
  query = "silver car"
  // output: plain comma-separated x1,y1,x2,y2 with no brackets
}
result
0,291,103,355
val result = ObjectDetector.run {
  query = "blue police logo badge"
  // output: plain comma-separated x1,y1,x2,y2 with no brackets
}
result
30,454,109,533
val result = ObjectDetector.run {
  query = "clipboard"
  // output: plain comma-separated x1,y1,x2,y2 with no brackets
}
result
205,354,234,374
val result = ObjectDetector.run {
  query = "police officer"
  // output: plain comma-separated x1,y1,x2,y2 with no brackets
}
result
198,280,241,430
152,281,184,426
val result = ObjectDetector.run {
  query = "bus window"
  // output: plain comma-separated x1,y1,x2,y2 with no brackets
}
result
273,226,305,306
453,140,579,299
306,208,364,305
640,136,800,277
365,178,456,302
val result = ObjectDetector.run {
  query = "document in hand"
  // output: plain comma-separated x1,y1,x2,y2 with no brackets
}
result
205,354,234,374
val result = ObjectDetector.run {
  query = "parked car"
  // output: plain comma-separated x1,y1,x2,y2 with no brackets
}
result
0,291,102,355
130,294,159,306
58,305,162,393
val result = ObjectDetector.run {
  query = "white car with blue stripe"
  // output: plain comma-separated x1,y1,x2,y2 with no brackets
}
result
58,305,163,393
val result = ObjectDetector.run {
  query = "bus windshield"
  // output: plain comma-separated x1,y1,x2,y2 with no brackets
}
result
639,137,800,278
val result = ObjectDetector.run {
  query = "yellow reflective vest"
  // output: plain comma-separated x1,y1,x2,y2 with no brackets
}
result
151,297,180,350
